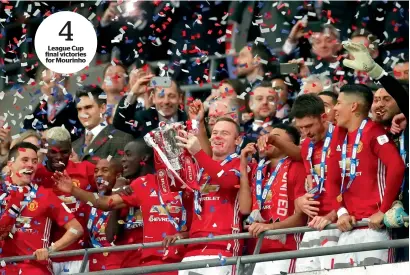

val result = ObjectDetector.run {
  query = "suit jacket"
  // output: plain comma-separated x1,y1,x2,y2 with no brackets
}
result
23,100,84,141
72,124,134,164
113,96,188,138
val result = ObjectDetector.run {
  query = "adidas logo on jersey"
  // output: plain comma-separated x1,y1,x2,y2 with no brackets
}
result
336,145,341,151
150,190,158,197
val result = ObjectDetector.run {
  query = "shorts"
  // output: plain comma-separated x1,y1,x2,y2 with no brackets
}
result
52,260,89,275
295,229,341,272
252,258,296,275
334,228,392,268
178,256,235,275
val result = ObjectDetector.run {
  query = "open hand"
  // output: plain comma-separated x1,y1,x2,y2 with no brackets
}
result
52,171,74,194
176,131,201,155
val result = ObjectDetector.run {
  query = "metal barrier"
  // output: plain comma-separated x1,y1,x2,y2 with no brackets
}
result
1,218,408,274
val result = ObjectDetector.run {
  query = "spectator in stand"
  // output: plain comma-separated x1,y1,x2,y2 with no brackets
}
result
0,142,84,275
113,78,187,138
393,60,409,81
239,124,307,275
244,81,280,143
236,43,274,88
300,74,333,95
175,117,242,275
271,76,293,120
291,94,346,272
23,69,83,141
206,98,244,133
204,79,246,111
101,63,129,124
318,91,338,124
333,84,405,268
72,86,134,164
87,158,124,272
52,141,192,275
33,126,96,274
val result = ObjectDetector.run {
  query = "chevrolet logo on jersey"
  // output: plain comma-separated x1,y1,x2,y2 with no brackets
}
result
200,184,220,195
15,216,32,228
150,204,181,215
339,159,360,171
313,164,328,175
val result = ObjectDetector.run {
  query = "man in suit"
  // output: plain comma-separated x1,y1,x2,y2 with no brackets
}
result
113,78,187,138
23,68,83,141
72,85,134,164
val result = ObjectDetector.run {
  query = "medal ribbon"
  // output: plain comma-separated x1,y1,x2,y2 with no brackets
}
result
340,119,368,195
158,190,186,232
87,207,110,248
255,157,287,210
307,123,334,198
125,207,143,229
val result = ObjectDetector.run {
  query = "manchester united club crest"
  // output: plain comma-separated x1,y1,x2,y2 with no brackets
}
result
28,200,38,211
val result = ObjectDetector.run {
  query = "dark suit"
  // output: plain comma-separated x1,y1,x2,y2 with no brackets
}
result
113,97,188,138
23,100,84,141
72,124,134,164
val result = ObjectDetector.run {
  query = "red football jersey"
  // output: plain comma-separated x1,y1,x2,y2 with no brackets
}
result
335,120,405,219
184,150,243,258
34,161,96,262
0,185,75,275
247,160,306,254
120,174,190,266
87,207,123,272
117,206,144,268
300,125,346,216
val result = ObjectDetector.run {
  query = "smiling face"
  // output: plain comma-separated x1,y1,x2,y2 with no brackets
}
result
94,159,121,194
9,148,38,185
249,86,278,120
295,115,327,143
153,82,180,118
210,120,240,159
76,96,106,130
334,93,354,128
311,32,340,60
371,88,400,125
121,142,144,179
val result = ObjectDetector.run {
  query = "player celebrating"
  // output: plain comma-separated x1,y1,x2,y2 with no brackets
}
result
87,158,124,271
239,124,307,275
0,142,83,275
291,94,347,272
52,141,190,275
175,117,243,275
333,84,405,267
33,126,96,274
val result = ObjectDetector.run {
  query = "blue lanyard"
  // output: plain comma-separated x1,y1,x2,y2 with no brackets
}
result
399,132,406,195
87,207,109,248
255,157,287,210
220,153,239,166
340,119,368,195
158,190,186,232
125,207,143,229
307,123,334,198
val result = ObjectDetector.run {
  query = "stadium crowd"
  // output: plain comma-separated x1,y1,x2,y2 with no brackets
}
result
0,1,409,275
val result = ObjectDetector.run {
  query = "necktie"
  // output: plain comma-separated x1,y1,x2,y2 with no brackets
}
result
84,132,94,152
48,106,57,122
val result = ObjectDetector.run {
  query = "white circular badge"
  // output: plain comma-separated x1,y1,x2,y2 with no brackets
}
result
34,11,97,74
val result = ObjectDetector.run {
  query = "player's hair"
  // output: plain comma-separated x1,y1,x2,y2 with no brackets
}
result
11,130,41,148
103,62,129,84
45,126,71,143
76,85,106,106
340,84,374,114
351,28,379,50
318,91,338,105
8,142,38,161
215,117,241,136
290,94,325,119
106,158,123,175
272,123,301,146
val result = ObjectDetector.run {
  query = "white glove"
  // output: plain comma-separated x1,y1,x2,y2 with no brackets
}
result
342,41,387,80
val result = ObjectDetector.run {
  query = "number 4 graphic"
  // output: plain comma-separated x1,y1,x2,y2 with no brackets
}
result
59,21,73,41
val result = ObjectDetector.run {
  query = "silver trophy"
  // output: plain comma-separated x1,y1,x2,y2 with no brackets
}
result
144,122,185,171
